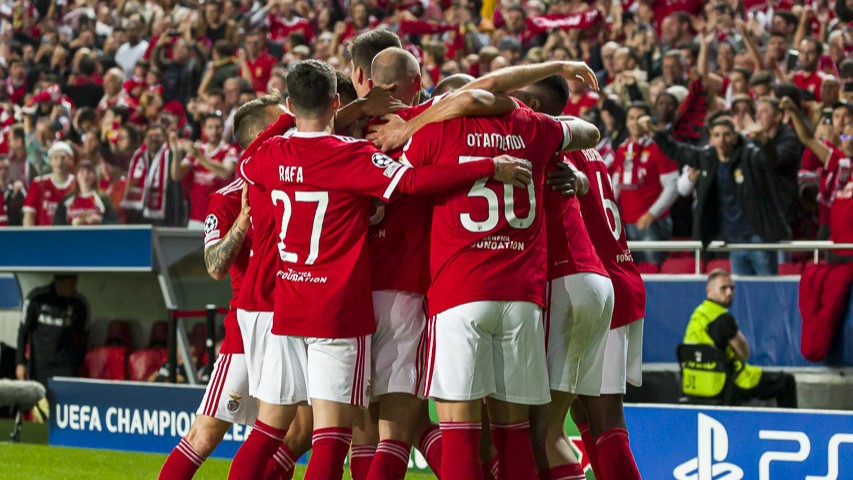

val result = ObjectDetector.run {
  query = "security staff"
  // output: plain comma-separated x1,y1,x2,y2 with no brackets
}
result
16,275,90,386
684,270,798,407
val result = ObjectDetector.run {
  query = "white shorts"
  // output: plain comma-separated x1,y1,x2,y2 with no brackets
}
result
546,273,614,396
255,335,371,408
236,310,274,397
600,319,644,395
371,290,426,398
196,353,258,425
425,301,550,405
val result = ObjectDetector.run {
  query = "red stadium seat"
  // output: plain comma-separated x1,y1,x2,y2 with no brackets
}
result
705,259,732,274
635,262,660,274
778,262,804,275
106,320,132,348
149,321,169,349
84,346,127,380
128,349,167,381
660,257,704,274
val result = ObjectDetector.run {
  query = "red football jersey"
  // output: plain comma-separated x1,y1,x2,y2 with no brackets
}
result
828,156,852,248
562,90,600,118
22,174,75,226
242,52,277,93
241,132,417,339
803,142,846,225
793,70,827,103
183,142,238,223
546,152,608,281
612,137,678,224
237,114,297,314
367,98,438,295
204,178,251,354
402,108,571,316
567,148,646,329
58,193,107,224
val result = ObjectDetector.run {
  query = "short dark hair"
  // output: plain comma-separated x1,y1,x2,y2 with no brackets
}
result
832,102,853,117
627,101,651,117
732,67,751,82
350,30,401,77
233,93,284,149
774,10,798,29
109,105,130,124
707,109,733,125
286,60,337,118
527,75,569,117
76,107,98,126
773,81,801,105
709,117,736,133
758,96,782,115
214,40,234,59
201,112,224,126
750,71,773,86
336,71,358,105
839,59,853,80
768,29,788,41
78,55,96,76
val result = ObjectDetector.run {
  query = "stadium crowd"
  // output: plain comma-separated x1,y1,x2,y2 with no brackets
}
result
0,0,850,272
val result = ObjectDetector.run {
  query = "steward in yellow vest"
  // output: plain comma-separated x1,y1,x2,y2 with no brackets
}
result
683,270,798,407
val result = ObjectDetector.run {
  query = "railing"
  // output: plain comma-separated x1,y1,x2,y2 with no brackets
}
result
626,240,853,274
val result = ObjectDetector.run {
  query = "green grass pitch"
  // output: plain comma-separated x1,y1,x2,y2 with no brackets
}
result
0,443,439,480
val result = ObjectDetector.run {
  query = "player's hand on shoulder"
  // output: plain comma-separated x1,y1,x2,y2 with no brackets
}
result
492,155,533,188
367,114,408,152
547,161,582,197
363,84,408,117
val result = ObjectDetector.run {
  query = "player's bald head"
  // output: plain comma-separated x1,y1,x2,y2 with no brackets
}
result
371,48,420,87
432,74,475,97
233,93,287,149
370,47,421,105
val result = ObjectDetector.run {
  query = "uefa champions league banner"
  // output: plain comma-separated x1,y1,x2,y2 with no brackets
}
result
48,378,248,459
48,379,853,478
626,404,853,479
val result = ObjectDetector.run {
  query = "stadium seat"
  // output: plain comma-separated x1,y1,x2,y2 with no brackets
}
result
106,320,132,348
149,321,169,349
778,262,804,275
705,259,731,274
635,262,660,274
660,257,703,274
84,346,127,380
128,349,167,382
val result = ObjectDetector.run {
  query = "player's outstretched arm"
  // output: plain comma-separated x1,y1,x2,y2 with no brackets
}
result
367,89,516,151
463,60,599,95
557,116,601,151
395,155,532,195
204,184,251,280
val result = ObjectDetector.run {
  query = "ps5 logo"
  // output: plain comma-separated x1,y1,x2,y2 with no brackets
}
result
674,413,853,480
673,413,744,480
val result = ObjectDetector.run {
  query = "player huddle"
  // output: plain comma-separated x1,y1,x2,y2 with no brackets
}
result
159,29,646,480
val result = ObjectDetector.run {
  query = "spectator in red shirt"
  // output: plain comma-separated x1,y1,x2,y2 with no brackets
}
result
2,59,27,105
562,80,600,117
612,102,680,264
23,142,76,227
237,28,277,93
52,161,119,226
793,38,828,102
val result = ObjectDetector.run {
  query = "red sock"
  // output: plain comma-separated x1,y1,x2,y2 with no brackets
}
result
304,427,352,480
417,425,443,476
227,421,286,480
482,455,500,480
366,439,410,480
349,445,376,480
596,428,641,480
440,422,485,480
577,422,602,480
490,422,537,480
263,443,298,480
159,438,204,480
541,463,586,480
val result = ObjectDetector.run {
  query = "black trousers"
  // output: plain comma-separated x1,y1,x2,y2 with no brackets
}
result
736,371,798,408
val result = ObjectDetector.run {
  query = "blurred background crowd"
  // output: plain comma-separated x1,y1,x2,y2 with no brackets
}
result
0,0,851,274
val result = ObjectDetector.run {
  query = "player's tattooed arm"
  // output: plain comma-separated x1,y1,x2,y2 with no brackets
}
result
205,184,251,280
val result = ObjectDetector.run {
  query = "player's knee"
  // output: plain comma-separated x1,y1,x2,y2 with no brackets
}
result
185,425,219,458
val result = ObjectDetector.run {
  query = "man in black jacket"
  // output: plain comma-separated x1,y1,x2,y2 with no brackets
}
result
16,275,89,386
754,97,804,229
640,115,790,275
